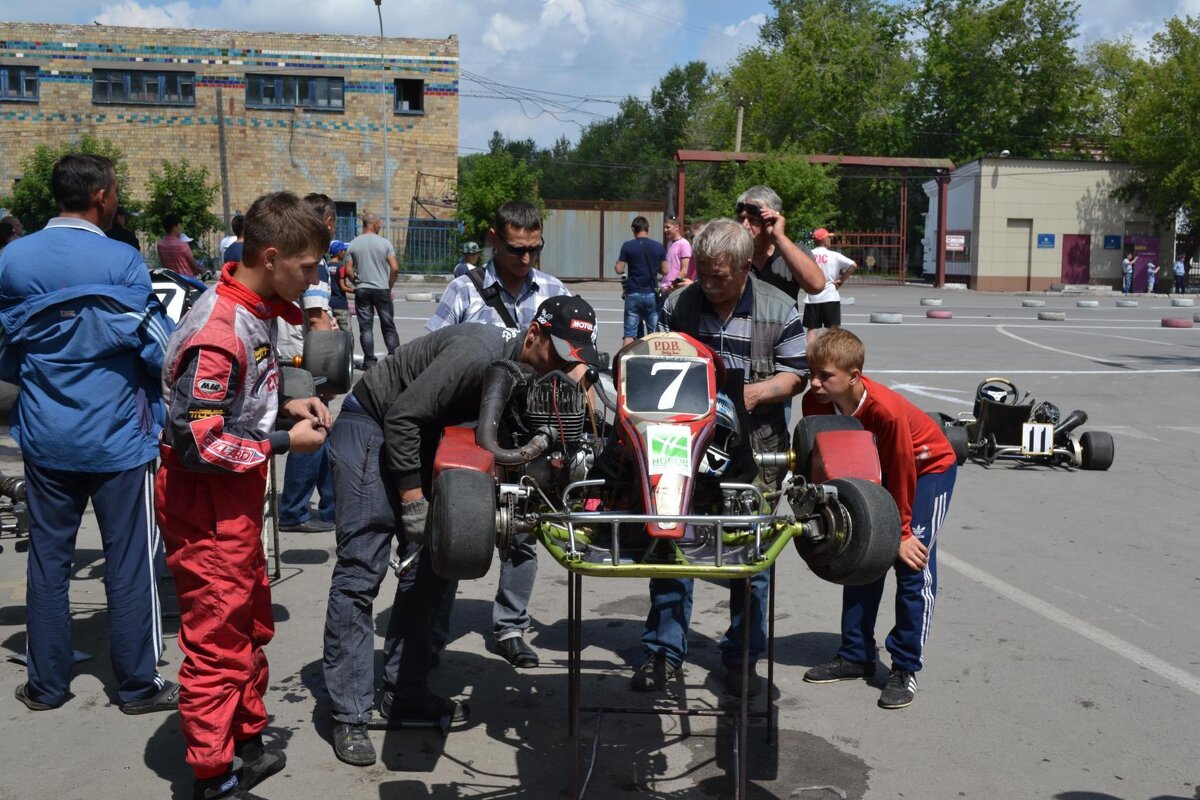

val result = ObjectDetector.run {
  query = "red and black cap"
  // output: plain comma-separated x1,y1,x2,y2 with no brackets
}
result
533,295,601,368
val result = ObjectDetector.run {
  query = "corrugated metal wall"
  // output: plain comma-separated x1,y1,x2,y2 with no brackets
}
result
540,205,665,280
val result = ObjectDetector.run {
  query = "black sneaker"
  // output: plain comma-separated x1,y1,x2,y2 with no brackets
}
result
723,662,762,697
332,722,376,767
193,772,268,800
234,735,286,789
496,636,539,668
380,687,469,727
878,668,918,709
120,679,180,715
14,682,61,711
279,519,334,533
630,654,680,692
803,656,876,684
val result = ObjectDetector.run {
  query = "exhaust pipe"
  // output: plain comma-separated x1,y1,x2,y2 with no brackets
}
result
476,361,551,466
1055,409,1088,436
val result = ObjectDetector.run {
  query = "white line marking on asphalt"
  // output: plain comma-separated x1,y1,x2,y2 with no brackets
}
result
1066,330,1185,347
889,383,973,405
1101,425,1159,441
1162,426,1200,436
995,325,1126,366
940,551,1200,698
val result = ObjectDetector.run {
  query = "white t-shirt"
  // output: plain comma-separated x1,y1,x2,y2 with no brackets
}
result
219,234,237,263
805,247,856,304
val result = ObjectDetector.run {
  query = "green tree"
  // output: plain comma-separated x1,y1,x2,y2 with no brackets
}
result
688,148,840,233
1111,17,1200,228
455,144,542,242
141,160,220,254
904,0,1090,163
0,134,130,233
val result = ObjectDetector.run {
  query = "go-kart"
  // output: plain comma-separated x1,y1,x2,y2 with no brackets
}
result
933,377,1115,470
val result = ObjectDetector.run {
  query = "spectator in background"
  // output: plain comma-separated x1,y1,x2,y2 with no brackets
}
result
736,185,825,301
1174,254,1188,295
803,227,857,329
614,215,668,346
0,220,15,251
1146,261,1159,294
327,240,352,332
661,215,693,293
106,206,140,252
452,241,481,278
1122,249,1135,295
219,214,243,264
0,214,23,239
0,153,177,715
344,214,400,370
156,213,199,278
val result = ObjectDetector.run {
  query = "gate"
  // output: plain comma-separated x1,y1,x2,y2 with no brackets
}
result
832,231,905,284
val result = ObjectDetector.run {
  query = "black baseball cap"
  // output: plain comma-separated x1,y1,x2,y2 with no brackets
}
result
533,296,601,368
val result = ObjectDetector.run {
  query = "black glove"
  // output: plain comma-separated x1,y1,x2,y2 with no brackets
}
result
400,497,430,546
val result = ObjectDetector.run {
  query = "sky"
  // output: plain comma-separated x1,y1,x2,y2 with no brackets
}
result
7,0,1200,154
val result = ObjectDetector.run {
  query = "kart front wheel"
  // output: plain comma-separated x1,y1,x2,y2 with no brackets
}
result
429,468,496,580
1079,431,1115,471
800,478,901,586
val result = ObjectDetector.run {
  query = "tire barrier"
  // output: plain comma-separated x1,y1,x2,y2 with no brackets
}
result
1171,297,1195,307
405,292,435,302
1115,299,1138,308
1161,318,1195,329
1076,300,1100,308
1022,299,1046,308
926,310,953,319
869,312,903,324
920,298,943,306
1038,311,1067,321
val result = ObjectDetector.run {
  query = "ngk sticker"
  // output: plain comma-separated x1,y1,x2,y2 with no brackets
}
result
647,425,692,476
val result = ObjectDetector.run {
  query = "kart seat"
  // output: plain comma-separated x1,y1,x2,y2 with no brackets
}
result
974,398,1033,446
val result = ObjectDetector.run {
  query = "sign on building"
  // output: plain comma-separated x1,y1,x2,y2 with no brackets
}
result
1037,233,1056,249
945,234,965,252
1103,235,1122,250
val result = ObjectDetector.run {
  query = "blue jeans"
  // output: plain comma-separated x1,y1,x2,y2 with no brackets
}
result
642,571,771,668
278,443,334,526
623,292,658,339
838,465,957,672
1122,272,1133,294
354,288,400,366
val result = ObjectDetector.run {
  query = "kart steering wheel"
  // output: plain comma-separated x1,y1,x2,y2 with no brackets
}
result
977,377,1020,406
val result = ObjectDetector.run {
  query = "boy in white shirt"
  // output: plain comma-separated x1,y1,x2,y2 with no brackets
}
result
804,228,857,329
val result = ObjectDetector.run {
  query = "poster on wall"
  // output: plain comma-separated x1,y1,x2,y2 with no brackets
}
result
1128,235,1159,293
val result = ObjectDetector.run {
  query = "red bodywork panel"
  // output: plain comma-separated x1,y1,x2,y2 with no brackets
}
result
810,430,882,485
433,426,496,477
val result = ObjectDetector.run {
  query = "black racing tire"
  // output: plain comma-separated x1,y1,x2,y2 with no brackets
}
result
1079,431,1115,471
792,415,864,479
303,329,355,396
429,469,496,580
944,424,969,466
804,478,901,586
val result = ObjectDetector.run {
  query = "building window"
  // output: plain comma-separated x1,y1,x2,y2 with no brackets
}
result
0,65,40,102
246,74,344,111
92,69,195,106
394,79,424,114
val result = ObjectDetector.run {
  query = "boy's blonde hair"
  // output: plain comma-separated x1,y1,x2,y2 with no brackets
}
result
807,327,865,372
243,191,331,264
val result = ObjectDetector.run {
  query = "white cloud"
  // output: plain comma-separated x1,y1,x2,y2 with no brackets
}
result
94,1,194,27
482,13,537,55
542,0,590,38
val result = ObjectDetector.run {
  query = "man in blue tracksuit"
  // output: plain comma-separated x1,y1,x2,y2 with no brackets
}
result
0,153,178,714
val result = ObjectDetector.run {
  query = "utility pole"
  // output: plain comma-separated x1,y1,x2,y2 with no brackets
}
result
734,98,744,153
375,0,391,243
215,87,232,230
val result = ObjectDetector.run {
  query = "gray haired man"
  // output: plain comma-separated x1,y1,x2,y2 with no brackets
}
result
734,185,825,300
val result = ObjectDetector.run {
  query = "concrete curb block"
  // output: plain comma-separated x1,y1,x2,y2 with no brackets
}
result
1162,318,1195,328
1022,300,1046,308
1038,311,1067,321
920,298,943,306
1116,299,1139,308
1171,297,1195,307
944,283,968,290
926,310,953,319
405,292,436,302
1076,300,1100,308
870,312,903,324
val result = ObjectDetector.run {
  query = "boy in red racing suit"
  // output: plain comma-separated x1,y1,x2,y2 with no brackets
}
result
800,328,957,710
156,192,331,800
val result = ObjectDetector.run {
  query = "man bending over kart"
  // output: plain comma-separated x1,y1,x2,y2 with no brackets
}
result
629,218,808,698
800,328,957,710
322,295,603,768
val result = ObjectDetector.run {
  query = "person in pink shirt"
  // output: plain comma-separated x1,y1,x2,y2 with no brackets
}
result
660,215,694,295
155,213,200,278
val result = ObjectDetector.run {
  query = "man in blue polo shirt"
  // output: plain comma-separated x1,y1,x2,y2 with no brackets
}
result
0,153,177,714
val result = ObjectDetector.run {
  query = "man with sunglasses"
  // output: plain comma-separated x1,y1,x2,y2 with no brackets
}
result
425,199,575,671
735,185,825,301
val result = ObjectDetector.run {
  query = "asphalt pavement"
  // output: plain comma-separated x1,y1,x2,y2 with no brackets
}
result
1,282,1198,799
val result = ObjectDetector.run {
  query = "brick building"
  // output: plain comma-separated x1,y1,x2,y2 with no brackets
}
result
0,22,459,258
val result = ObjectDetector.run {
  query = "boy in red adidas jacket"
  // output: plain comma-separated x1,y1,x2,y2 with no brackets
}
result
799,328,957,709
156,192,331,800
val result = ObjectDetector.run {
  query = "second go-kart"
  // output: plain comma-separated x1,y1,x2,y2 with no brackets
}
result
932,377,1115,470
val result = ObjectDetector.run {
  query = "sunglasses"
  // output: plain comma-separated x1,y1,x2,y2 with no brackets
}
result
735,202,762,217
502,238,545,257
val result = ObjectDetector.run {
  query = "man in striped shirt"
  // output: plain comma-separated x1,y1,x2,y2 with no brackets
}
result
424,200,573,670
632,218,808,698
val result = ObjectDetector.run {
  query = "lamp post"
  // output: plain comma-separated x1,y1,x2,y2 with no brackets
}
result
374,0,391,243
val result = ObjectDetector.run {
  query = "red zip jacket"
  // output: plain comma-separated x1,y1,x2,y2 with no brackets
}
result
802,375,955,539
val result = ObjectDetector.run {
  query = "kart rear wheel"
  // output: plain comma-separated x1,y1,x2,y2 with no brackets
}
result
944,424,968,466
429,468,496,580
803,478,901,586
303,329,355,396
792,415,864,479
1079,431,1115,471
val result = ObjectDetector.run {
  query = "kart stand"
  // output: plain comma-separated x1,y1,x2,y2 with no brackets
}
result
565,564,777,800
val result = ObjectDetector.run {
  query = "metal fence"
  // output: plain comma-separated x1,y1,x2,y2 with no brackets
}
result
834,231,906,284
